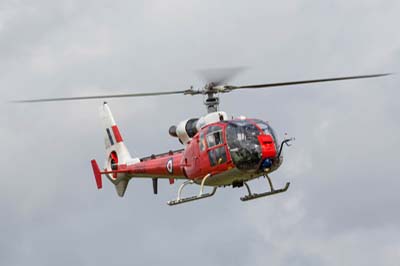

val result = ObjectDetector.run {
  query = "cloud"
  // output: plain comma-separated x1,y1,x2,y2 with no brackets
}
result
1,0,399,265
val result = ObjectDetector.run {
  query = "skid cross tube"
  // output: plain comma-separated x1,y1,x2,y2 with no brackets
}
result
167,174,218,206
240,175,290,202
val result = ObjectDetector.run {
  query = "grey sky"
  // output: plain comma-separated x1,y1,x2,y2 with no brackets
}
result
1,1,400,265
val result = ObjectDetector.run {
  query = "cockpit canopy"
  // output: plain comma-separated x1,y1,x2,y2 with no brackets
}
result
225,119,279,170
197,118,279,171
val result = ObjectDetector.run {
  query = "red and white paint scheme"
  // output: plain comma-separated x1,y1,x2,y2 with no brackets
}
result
91,103,292,205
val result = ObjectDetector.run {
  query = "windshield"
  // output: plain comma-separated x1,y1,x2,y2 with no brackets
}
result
226,120,262,170
253,119,279,150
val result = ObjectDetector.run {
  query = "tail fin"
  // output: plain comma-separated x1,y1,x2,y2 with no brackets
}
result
94,102,140,197
100,102,132,163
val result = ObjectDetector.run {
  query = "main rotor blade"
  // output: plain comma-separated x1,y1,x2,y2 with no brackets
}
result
13,90,189,103
236,73,391,90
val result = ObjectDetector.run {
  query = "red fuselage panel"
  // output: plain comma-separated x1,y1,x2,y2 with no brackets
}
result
117,119,280,186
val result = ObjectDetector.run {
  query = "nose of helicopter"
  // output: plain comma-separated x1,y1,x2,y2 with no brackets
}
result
258,134,277,170
258,134,277,158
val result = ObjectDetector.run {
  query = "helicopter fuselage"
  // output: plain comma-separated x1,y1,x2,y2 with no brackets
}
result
112,118,282,187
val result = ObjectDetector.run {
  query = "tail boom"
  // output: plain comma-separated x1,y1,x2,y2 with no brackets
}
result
90,151,186,190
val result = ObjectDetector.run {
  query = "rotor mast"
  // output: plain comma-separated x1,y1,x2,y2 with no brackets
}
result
204,83,220,113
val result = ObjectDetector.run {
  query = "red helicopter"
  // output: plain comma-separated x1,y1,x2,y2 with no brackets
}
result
16,71,389,205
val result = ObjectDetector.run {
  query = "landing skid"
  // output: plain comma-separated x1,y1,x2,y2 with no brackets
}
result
167,174,217,206
240,175,290,201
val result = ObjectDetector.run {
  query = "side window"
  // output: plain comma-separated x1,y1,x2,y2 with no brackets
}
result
206,133,216,147
199,131,206,152
206,125,227,167
214,146,227,164
208,146,227,166
206,126,224,148
208,149,217,166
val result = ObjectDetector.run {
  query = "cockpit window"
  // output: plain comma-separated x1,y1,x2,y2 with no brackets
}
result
205,125,227,167
226,121,262,170
226,121,260,141
254,119,279,149
199,131,206,151
206,125,224,148
208,146,227,166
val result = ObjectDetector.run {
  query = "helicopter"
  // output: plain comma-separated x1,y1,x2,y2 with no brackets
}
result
15,71,390,206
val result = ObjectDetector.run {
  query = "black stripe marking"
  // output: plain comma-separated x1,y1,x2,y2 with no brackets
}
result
106,128,114,145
